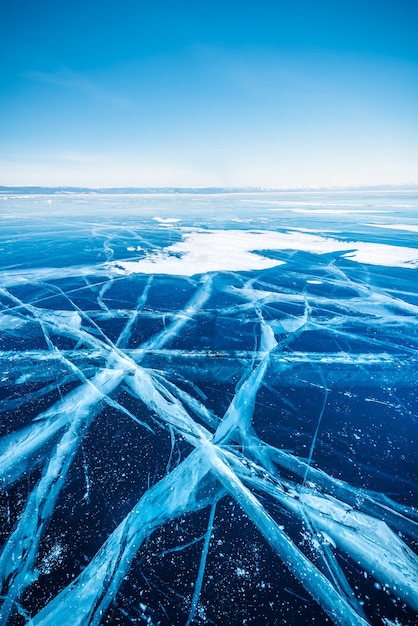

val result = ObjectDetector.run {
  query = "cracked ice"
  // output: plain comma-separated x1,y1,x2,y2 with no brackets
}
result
0,189,417,625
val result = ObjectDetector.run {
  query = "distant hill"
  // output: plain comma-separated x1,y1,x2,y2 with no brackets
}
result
0,184,417,195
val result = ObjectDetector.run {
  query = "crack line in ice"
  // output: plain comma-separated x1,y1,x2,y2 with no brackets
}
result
185,501,217,626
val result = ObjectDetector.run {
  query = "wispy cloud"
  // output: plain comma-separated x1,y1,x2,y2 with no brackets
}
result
24,66,130,109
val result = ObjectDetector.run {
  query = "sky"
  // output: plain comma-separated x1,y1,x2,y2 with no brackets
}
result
1,0,418,188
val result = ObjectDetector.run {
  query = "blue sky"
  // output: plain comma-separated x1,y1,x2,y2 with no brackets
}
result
1,0,418,188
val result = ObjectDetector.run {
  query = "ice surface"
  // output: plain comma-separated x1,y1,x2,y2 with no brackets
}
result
0,189,417,625
365,223,418,233
109,229,418,276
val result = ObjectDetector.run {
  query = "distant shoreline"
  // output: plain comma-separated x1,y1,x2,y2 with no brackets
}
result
1,185,418,196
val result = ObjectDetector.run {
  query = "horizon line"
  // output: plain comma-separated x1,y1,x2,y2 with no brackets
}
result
1,183,418,195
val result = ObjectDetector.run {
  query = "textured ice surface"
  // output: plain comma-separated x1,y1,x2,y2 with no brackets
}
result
0,189,417,625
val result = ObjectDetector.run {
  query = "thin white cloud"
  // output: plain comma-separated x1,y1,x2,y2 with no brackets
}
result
24,67,129,108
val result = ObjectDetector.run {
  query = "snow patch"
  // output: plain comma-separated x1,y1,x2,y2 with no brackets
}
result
109,228,418,276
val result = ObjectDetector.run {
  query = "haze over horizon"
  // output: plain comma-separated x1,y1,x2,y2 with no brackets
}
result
1,0,418,189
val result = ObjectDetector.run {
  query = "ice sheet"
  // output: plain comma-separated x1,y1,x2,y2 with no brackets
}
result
0,190,417,625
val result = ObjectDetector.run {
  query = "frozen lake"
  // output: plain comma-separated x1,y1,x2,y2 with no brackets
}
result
0,189,418,625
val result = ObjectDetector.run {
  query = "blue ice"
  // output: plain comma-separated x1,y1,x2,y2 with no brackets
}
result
0,190,417,625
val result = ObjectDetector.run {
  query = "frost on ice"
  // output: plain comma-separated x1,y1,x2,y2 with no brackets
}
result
0,190,417,625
